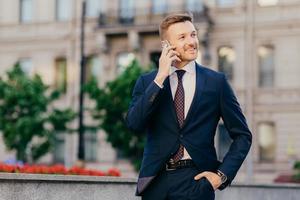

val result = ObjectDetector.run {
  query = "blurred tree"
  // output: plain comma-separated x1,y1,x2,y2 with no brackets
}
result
0,63,76,163
84,60,151,170
294,161,300,181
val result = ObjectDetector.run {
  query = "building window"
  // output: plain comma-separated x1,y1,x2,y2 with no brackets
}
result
54,58,67,93
53,133,65,163
56,0,71,21
218,46,235,82
217,0,236,7
116,52,136,75
86,0,105,17
19,58,33,75
84,132,98,162
217,124,232,161
20,0,33,23
257,0,278,6
119,0,134,24
186,0,203,12
150,52,160,69
258,122,276,162
258,45,274,88
152,0,167,14
85,55,102,83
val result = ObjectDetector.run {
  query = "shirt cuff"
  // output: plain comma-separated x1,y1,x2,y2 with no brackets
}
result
154,80,164,89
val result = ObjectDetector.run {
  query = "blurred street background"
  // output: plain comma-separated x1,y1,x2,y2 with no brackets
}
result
0,0,300,187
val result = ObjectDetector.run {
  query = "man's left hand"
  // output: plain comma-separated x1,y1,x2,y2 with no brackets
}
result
194,171,221,190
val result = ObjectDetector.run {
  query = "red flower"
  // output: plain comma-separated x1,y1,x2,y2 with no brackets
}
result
0,162,120,177
0,164,16,173
107,168,121,177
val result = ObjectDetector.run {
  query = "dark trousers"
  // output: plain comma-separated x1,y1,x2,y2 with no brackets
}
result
141,166,215,200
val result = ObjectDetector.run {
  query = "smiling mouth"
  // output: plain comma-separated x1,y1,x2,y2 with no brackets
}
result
186,48,197,53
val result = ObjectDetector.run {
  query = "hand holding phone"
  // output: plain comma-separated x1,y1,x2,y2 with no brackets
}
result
154,40,182,85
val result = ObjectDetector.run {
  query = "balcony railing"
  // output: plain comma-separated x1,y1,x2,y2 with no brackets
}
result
97,4,209,28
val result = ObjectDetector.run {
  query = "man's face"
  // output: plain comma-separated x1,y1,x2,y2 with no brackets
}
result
165,21,199,63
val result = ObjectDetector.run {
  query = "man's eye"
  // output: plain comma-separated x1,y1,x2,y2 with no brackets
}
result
191,33,196,37
179,36,185,40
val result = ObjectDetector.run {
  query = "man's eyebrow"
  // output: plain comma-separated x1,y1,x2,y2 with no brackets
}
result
176,33,186,37
176,30,197,36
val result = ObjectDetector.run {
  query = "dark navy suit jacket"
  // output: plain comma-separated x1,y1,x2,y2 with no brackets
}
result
126,63,252,196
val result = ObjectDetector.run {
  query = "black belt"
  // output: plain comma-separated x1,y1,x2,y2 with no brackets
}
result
166,159,195,171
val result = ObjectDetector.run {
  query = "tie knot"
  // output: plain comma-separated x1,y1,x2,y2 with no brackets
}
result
176,70,186,81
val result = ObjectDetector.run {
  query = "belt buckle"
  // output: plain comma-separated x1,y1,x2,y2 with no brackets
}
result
166,164,176,171
166,159,176,171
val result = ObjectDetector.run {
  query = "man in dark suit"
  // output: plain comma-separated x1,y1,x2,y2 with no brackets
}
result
126,13,252,200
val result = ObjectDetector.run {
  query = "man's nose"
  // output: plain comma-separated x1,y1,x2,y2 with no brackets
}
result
186,36,197,46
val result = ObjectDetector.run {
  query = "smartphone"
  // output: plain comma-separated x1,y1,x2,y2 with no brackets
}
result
161,40,179,67
161,40,171,49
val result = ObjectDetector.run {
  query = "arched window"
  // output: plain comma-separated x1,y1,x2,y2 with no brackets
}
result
258,122,276,162
186,0,203,12
19,58,33,76
116,52,136,75
217,0,236,7
218,46,235,82
86,55,103,83
119,0,134,23
257,0,278,7
258,45,274,87
55,0,72,21
152,0,167,14
20,0,33,23
54,57,67,93
86,0,106,17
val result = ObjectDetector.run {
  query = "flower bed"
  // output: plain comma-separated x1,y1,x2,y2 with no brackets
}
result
274,174,300,184
0,163,121,177
274,161,300,184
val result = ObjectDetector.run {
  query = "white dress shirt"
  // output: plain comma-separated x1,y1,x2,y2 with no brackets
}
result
155,61,196,160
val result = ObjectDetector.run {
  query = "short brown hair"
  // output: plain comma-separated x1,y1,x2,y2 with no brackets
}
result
159,13,193,40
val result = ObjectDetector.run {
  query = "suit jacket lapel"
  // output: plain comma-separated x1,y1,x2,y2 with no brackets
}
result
182,63,207,129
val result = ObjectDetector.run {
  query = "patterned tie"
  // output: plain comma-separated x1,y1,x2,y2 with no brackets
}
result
171,70,186,163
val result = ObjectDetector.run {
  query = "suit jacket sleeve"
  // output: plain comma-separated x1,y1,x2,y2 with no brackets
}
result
218,74,252,189
126,75,162,133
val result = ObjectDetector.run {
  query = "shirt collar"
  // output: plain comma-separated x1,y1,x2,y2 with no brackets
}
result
169,61,196,76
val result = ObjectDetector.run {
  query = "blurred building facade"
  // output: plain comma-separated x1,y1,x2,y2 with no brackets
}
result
1,0,300,182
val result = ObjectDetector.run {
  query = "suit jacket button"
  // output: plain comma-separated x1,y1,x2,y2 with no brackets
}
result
180,134,183,138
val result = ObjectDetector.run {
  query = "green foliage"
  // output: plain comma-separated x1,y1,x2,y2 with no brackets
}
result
293,161,300,181
294,161,300,170
0,63,76,163
84,60,151,170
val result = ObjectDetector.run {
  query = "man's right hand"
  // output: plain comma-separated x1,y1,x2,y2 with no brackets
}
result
154,45,181,86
